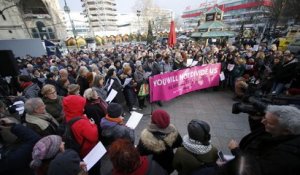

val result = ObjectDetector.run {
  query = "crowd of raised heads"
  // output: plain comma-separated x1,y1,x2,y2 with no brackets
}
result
0,39,300,175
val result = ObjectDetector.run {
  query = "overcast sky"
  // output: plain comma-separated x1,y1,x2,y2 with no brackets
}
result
59,0,213,16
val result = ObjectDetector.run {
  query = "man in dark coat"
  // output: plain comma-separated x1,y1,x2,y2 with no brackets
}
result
226,105,300,175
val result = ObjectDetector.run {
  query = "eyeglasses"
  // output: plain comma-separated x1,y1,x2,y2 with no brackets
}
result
47,90,56,95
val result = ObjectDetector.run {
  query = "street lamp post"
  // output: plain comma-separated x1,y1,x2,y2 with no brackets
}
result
137,10,141,42
64,0,78,48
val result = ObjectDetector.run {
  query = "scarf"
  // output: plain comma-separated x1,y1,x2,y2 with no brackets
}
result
21,82,33,90
182,135,212,155
105,114,124,124
26,113,59,130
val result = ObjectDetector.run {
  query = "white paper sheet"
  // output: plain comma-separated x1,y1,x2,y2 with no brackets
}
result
123,78,132,87
187,59,193,67
105,89,118,103
144,72,152,79
83,142,107,171
107,79,114,91
253,45,259,51
224,154,235,161
220,71,225,81
126,111,143,129
227,64,235,71
191,61,199,67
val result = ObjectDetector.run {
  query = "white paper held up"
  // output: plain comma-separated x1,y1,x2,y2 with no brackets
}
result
123,78,132,87
220,71,225,81
83,142,107,171
191,61,198,67
107,79,114,91
106,89,118,103
126,111,143,129
187,59,193,67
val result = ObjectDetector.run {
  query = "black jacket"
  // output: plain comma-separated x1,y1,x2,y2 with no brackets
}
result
230,128,300,175
0,124,40,175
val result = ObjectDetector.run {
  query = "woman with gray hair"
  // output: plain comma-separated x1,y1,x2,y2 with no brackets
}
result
25,98,59,136
225,105,300,175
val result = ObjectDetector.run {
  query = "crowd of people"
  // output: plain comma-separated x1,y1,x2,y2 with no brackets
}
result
0,38,300,175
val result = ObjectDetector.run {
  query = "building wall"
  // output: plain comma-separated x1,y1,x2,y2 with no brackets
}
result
0,0,67,40
81,0,118,36
62,11,90,38
182,0,271,32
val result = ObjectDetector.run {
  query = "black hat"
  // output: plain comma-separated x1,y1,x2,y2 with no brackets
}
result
107,103,123,118
188,119,211,145
48,149,81,175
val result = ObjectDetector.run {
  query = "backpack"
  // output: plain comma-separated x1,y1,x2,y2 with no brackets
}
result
63,117,85,153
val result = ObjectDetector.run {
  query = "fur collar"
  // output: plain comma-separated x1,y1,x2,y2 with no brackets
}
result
140,124,179,153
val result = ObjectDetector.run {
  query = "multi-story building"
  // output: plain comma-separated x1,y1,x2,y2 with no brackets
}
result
182,0,272,33
81,0,118,36
62,11,90,38
0,0,67,40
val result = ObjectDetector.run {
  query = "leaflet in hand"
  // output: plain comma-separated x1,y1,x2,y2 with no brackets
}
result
83,142,106,171
126,111,143,129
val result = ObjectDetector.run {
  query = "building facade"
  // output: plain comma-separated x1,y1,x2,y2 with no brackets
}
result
81,0,118,36
62,11,90,38
182,0,272,33
0,0,67,40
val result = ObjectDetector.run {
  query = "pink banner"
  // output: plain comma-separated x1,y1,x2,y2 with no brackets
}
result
149,63,221,102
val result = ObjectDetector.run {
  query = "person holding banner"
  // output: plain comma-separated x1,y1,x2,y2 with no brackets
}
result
134,65,148,109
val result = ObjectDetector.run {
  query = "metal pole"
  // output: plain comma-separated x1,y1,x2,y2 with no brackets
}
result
64,0,78,49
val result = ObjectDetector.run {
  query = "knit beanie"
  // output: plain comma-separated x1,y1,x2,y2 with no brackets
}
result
107,103,123,118
30,135,62,169
47,149,81,175
187,119,210,144
151,109,170,129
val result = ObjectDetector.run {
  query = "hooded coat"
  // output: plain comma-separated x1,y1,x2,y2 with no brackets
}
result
63,95,98,157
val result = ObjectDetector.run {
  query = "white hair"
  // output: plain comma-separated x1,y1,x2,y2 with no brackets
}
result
266,105,300,134
83,88,97,101
24,98,44,115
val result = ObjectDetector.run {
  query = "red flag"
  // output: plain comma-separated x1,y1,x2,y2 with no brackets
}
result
168,20,176,47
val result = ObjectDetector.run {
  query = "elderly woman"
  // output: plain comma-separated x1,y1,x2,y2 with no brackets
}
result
76,66,90,96
84,88,107,136
25,98,59,136
41,84,64,123
30,135,64,175
92,74,108,100
119,66,138,112
134,65,147,109
137,109,182,174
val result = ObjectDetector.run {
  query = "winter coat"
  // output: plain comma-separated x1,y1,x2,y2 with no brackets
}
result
93,86,108,100
120,75,137,109
42,96,64,123
137,124,182,174
63,95,99,158
274,58,298,84
230,128,300,175
23,83,40,99
173,135,218,175
100,117,135,147
0,124,40,175
25,113,59,137
106,77,126,107
77,76,89,96
143,61,161,76
85,98,107,136
112,155,168,175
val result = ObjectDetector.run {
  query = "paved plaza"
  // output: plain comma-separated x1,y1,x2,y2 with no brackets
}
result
132,89,250,155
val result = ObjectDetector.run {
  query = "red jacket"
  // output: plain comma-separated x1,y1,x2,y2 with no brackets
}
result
63,95,99,157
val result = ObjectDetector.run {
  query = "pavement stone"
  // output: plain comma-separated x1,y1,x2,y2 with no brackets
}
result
126,89,250,175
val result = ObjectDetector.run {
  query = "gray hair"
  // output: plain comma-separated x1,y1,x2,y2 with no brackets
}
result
25,98,44,115
266,105,300,134
83,88,97,101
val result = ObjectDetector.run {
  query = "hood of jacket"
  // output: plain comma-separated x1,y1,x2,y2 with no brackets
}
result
63,95,86,121
140,124,179,153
